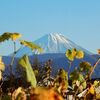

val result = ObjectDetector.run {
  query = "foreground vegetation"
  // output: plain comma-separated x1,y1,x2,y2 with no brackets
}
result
0,32,100,100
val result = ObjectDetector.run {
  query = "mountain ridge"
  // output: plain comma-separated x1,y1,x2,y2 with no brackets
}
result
2,53,100,79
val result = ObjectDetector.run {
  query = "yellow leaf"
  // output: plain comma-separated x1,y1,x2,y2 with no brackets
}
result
94,80,99,86
0,71,2,80
76,50,84,59
0,56,5,71
65,49,75,61
20,40,43,53
72,48,77,57
89,85,95,95
11,33,22,41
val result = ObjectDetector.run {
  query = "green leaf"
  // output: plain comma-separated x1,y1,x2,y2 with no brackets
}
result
18,55,37,87
76,50,84,59
1,95,11,100
70,71,86,89
93,80,99,87
70,70,79,81
78,73,84,82
20,40,43,53
78,74,86,89
82,81,87,89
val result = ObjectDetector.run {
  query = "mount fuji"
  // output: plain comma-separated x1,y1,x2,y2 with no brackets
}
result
15,33,92,57
3,33,100,79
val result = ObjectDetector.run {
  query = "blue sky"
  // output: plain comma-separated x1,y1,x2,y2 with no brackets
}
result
0,0,100,55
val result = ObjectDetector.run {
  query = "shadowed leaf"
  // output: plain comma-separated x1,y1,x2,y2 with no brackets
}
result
70,70,86,89
0,32,11,42
18,55,37,87
80,62,92,73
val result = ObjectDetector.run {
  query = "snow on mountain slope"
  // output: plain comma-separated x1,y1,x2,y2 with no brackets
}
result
34,33,92,54
15,33,92,57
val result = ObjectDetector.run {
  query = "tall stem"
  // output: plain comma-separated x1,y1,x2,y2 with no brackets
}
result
89,58,100,79
68,61,72,73
10,41,16,75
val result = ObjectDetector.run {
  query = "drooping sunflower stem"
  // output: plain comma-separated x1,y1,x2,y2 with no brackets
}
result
10,41,16,76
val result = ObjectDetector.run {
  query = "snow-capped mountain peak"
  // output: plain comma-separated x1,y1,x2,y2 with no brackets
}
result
34,33,72,53
49,33,70,44
15,33,92,57
34,33,92,54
